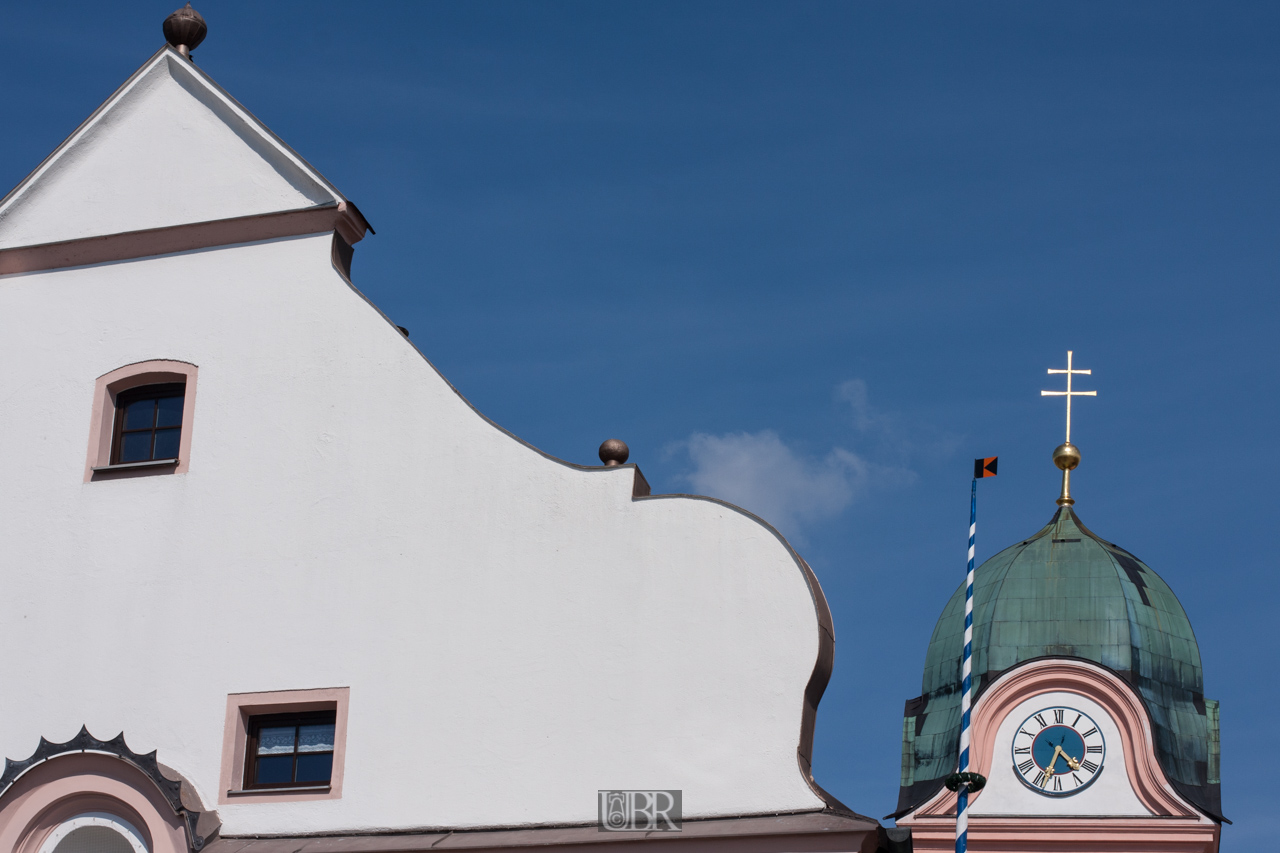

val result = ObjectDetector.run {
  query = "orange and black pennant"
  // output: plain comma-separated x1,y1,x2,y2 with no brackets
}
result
974,457,998,479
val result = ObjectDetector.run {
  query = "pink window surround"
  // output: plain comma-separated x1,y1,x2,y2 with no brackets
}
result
897,659,1219,853
85,360,198,481
0,753,188,853
218,687,350,804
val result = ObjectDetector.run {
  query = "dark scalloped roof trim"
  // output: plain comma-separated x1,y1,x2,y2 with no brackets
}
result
0,726,210,850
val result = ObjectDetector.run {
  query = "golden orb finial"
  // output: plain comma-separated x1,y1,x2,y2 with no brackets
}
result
1053,442,1080,471
1052,442,1081,505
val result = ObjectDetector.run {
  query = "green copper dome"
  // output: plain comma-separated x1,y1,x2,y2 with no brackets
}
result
895,507,1222,821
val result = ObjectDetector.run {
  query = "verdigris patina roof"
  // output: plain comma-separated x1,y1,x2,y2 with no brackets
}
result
895,506,1222,821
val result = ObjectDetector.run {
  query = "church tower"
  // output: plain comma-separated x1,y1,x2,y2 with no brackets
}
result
893,361,1223,852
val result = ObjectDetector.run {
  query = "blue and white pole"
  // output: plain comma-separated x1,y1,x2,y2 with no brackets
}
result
956,477,977,853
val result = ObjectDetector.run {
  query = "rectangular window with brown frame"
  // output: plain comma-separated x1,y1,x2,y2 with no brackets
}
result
244,710,337,789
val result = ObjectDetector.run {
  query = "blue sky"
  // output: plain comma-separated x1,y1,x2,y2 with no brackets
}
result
2,1,1274,843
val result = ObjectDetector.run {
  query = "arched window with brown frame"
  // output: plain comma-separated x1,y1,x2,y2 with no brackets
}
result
111,383,186,465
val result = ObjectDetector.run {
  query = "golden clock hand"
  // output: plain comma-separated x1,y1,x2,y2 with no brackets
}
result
1064,752,1081,771
1044,745,1062,776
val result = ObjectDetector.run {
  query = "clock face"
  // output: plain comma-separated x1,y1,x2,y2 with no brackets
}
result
1011,706,1106,796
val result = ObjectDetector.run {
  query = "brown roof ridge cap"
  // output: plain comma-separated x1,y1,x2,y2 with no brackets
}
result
207,808,880,845
214,807,844,834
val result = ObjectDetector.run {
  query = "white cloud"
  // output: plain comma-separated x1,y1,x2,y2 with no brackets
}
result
834,378,884,433
835,378,958,461
669,379,947,539
676,430,912,538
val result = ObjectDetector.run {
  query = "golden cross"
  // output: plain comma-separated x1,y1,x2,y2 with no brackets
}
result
1040,350,1096,444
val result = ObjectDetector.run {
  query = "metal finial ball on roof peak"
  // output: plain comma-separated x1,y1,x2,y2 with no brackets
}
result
163,4,207,58
1053,442,1081,471
1053,442,1081,506
598,439,629,467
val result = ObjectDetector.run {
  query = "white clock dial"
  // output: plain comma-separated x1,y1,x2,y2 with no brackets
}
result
1011,705,1106,796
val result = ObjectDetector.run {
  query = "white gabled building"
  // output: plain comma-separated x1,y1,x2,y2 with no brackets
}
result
0,8,905,853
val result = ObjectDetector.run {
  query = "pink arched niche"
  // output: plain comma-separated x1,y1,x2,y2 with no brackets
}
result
84,360,199,481
0,753,188,853
897,659,1220,853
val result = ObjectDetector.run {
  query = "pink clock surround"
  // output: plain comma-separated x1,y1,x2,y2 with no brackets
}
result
896,659,1219,853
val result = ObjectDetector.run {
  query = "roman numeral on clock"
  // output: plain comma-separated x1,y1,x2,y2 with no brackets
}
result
1081,760,1099,773
1054,709,1064,723
1018,728,1033,739
1014,747,1030,754
1082,727,1098,738
1034,713,1047,728
1053,776,1062,791
1087,745,1103,753
1034,771,1050,788
1018,759,1035,774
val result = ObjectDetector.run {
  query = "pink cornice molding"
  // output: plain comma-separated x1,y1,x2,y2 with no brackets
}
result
0,201,370,276
333,201,371,246
901,815,1219,853
85,360,199,480
0,754,188,853
903,659,1204,821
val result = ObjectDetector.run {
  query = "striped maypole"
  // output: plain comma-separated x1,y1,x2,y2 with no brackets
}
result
957,477,977,853
950,457,995,853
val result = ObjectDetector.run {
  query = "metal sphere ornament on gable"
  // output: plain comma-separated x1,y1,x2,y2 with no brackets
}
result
163,4,207,58
598,439,629,467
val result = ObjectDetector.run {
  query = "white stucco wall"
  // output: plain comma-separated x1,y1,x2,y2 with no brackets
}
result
0,233,829,834
971,689,1150,817
0,51,336,250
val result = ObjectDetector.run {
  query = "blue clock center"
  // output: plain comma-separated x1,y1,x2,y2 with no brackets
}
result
1032,725,1085,773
